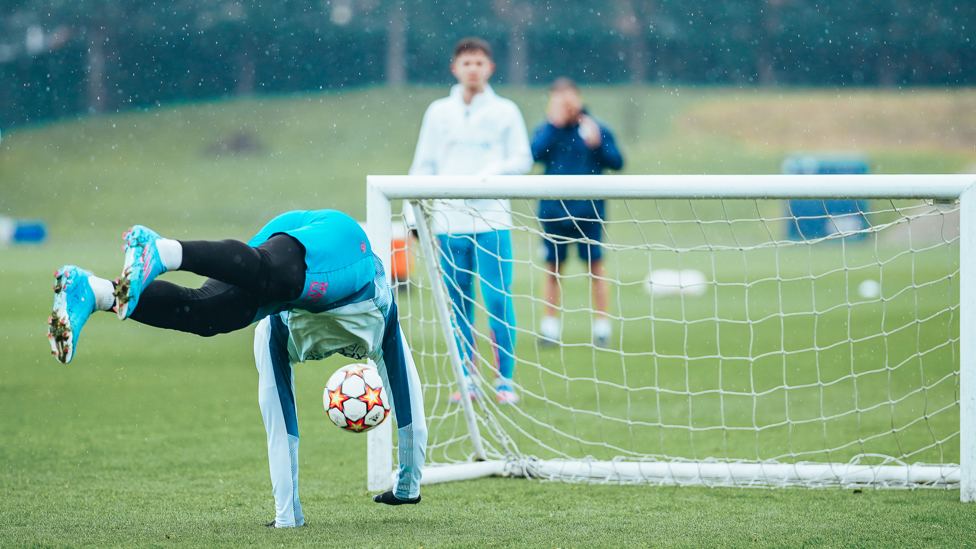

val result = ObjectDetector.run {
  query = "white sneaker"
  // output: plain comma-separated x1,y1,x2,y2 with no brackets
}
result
593,318,612,348
539,316,560,346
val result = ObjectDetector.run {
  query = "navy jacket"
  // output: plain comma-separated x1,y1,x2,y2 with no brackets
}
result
531,111,624,221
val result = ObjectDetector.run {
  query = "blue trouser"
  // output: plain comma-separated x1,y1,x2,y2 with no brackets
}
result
437,230,516,380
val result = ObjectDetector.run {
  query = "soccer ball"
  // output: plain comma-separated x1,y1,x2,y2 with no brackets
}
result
323,364,390,433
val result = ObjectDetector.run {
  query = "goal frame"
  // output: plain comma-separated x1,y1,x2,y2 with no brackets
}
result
364,173,976,500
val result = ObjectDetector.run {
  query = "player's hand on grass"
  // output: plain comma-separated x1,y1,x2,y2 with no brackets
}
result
372,490,421,505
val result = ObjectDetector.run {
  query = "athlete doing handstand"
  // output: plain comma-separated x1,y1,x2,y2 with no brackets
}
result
47,209,426,527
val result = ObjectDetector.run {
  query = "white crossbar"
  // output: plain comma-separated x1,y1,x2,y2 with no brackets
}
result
368,174,975,201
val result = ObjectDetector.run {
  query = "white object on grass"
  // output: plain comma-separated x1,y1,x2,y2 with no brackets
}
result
858,279,881,299
643,269,707,297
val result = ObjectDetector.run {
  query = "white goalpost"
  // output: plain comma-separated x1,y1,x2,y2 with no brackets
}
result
364,174,976,500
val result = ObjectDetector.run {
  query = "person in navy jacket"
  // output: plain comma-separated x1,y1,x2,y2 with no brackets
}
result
530,78,624,347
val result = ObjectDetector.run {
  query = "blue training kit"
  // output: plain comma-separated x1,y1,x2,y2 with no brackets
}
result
248,209,378,319
250,210,427,527
50,209,427,527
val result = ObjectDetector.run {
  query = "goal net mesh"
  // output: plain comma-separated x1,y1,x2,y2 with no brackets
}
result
391,196,960,488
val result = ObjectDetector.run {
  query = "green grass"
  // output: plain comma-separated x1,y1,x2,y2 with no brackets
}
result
3,86,976,547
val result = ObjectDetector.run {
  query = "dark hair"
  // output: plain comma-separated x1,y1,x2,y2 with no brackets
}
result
453,37,493,61
550,77,579,93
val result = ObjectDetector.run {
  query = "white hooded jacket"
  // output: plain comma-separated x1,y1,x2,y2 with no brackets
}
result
406,84,533,235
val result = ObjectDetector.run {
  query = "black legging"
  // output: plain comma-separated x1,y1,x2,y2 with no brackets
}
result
129,234,307,337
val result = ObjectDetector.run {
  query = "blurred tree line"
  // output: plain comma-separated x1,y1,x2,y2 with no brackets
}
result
1,0,973,127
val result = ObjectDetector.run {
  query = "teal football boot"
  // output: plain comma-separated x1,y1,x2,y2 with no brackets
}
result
115,225,167,320
48,266,97,364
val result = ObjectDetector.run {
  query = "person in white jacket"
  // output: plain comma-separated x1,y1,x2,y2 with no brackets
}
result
407,37,532,404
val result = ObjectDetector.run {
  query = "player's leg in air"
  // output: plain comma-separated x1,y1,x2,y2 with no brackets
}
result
48,231,305,363
48,210,373,363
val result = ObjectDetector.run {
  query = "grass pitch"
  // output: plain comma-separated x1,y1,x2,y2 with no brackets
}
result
2,86,976,547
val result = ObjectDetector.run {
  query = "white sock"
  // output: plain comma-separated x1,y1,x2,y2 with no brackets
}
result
540,316,561,340
593,317,612,339
155,238,183,271
88,276,116,312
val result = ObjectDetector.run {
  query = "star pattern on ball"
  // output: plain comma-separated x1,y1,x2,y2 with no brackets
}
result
361,384,384,412
328,387,349,411
345,417,368,432
324,364,390,434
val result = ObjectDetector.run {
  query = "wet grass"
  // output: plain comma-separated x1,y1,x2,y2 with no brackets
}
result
3,246,975,548
2,85,976,547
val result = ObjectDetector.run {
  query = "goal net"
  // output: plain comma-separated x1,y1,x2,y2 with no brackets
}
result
365,174,976,496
